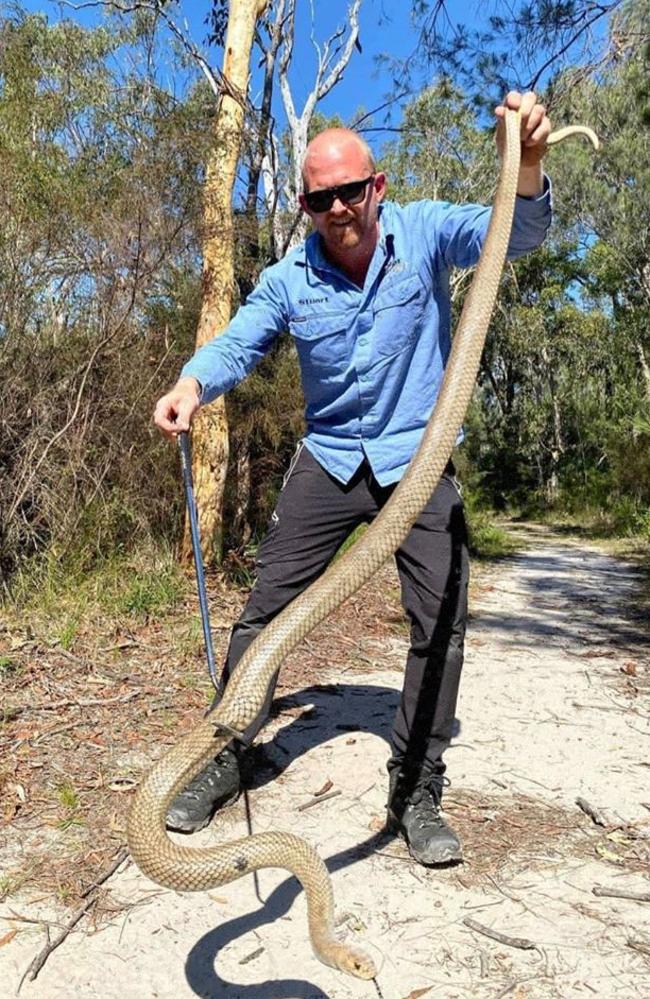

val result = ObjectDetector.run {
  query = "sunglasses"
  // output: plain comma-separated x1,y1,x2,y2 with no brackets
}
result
303,175,375,214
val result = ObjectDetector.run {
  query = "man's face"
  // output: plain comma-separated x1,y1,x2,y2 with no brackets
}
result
299,140,386,255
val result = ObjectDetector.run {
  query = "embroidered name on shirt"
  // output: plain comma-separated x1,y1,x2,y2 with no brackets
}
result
298,296,329,306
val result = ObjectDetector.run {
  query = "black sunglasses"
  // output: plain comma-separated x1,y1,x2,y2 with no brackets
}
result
303,175,375,214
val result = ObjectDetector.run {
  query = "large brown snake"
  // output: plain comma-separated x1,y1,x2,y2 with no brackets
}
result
127,111,598,979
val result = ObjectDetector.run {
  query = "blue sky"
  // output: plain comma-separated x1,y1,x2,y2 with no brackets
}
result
12,0,473,148
10,0,612,160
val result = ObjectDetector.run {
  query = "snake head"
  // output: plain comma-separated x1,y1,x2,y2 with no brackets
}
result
337,944,377,980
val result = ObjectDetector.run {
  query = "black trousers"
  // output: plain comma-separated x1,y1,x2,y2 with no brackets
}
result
220,444,469,775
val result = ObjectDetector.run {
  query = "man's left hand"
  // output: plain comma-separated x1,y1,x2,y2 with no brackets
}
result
495,91,551,167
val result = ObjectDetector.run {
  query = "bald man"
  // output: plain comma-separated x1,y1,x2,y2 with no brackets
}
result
154,91,553,865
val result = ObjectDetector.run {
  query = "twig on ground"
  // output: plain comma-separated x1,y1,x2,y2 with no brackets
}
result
312,779,333,797
375,849,411,861
81,847,128,897
4,912,68,930
18,896,98,990
17,846,128,989
297,789,341,811
4,691,140,720
592,885,650,903
48,646,94,667
239,945,265,964
9,720,88,751
627,938,650,957
495,983,519,999
462,916,536,950
33,721,88,744
576,797,607,826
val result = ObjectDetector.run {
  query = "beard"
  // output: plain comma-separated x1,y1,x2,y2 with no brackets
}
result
325,216,362,249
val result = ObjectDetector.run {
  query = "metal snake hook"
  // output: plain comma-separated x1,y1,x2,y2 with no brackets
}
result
178,431,260,902
177,430,222,694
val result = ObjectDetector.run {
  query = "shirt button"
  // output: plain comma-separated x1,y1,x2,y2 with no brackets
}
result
358,336,367,345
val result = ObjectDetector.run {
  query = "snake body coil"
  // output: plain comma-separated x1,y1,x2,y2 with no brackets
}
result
127,112,598,979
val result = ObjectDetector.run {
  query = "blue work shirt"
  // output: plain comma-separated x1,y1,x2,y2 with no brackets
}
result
182,183,552,486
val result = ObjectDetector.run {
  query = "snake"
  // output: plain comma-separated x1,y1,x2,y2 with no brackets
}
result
127,111,598,980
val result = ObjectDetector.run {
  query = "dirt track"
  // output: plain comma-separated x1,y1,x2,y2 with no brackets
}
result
2,526,649,998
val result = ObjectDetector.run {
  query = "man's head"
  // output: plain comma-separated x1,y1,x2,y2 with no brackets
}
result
299,128,386,259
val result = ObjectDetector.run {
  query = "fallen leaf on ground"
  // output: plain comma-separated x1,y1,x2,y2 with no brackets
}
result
0,929,18,947
402,988,432,999
13,783,27,803
596,842,624,865
108,777,138,792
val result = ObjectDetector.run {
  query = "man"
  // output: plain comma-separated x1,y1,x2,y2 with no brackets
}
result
154,91,552,865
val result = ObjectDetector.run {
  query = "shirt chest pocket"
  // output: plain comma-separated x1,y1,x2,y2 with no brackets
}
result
289,314,350,376
373,273,426,357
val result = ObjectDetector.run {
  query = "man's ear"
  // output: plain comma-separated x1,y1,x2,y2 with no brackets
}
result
374,172,387,202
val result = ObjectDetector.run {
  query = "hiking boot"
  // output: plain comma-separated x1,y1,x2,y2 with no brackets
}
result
386,766,462,865
166,746,241,833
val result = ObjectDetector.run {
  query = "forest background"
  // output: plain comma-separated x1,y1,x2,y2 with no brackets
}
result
0,0,648,619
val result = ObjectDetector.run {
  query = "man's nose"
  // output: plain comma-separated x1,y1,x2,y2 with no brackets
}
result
330,196,347,214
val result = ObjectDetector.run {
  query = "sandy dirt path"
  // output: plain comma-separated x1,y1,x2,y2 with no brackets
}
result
2,526,649,998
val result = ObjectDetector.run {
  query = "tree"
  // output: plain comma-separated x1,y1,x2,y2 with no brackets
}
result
549,0,650,519
409,0,625,106
273,0,362,250
206,0,364,553
188,0,270,563
0,9,211,583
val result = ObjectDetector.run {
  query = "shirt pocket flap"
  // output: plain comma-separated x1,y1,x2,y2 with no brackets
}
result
374,273,424,313
289,314,349,340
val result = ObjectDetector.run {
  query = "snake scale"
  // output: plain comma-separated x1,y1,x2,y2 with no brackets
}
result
127,110,598,979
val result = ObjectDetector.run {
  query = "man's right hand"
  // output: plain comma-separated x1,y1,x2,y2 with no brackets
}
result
153,376,202,439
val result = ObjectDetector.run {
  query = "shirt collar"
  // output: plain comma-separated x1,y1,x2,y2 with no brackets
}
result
301,202,395,277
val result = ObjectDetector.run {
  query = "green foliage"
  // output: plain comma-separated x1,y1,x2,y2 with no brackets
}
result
0,8,212,590
408,0,624,105
333,523,368,561
57,616,79,651
465,508,518,559
5,537,186,640
380,80,493,207
56,781,79,810
116,564,184,617
224,337,305,551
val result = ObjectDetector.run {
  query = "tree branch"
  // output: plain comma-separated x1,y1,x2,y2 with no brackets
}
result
317,0,361,99
60,0,250,107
